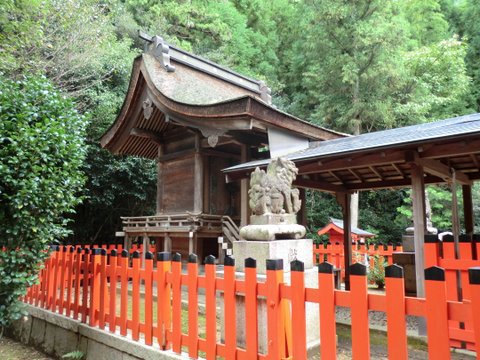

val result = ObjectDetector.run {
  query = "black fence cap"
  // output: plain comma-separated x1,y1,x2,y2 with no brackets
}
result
188,254,198,263
121,249,129,258
172,252,182,262
110,249,118,257
93,248,102,256
50,245,59,251
468,267,480,285
385,264,404,278
424,235,439,243
224,255,235,267
157,252,171,261
425,266,445,281
350,262,367,276
290,259,304,272
266,259,283,271
77,247,82,253
205,255,216,265
62,246,67,252
443,235,454,243
245,257,256,268
145,251,153,260
318,261,334,274
100,248,107,256
132,250,140,259
84,248,90,254
69,246,75,253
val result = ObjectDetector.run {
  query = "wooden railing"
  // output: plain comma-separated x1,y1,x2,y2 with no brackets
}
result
24,245,480,359
313,242,402,272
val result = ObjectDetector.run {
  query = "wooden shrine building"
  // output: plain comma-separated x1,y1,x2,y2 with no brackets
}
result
318,218,375,247
101,33,343,260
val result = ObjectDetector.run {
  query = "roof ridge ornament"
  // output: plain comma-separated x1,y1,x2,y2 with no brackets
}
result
139,31,175,72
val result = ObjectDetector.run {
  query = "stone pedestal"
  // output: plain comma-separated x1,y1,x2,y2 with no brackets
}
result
220,238,320,354
392,252,416,296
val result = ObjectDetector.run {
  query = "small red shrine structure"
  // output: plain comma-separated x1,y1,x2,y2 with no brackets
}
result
318,218,375,246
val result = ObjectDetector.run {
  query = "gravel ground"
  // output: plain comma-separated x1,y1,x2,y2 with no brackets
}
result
0,337,54,360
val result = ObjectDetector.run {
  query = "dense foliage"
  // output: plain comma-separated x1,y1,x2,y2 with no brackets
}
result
0,76,87,328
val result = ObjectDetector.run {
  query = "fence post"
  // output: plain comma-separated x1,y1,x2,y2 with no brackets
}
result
424,235,439,268
98,249,107,330
245,258,258,358
109,249,117,333
224,256,237,360
144,251,154,346
171,253,182,354
317,262,337,359
424,266,450,359
468,267,480,355
205,255,217,359
291,260,306,359
385,264,407,360
119,249,128,336
59,246,67,314
132,250,141,341
50,246,60,312
89,248,101,327
65,246,74,316
157,252,171,350
73,247,82,320
81,248,90,323
188,253,199,359
266,259,286,360
349,263,370,359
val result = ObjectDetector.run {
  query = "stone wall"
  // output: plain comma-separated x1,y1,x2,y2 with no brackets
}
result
8,304,184,360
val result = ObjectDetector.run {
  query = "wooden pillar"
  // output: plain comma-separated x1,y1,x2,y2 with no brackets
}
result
410,163,426,298
142,236,149,267
337,192,352,290
156,146,164,214
240,144,249,226
164,234,172,252
463,184,474,236
194,134,204,213
299,188,307,227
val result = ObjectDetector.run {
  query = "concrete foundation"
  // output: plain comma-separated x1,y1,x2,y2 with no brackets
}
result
7,304,184,360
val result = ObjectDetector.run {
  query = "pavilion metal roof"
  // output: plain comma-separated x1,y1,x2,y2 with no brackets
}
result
224,113,480,173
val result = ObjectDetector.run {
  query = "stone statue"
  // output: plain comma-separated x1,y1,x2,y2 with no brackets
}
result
241,158,306,241
248,157,302,216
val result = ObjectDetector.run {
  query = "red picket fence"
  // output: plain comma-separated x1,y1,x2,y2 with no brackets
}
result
77,243,155,254
24,245,480,359
425,234,480,350
313,242,402,274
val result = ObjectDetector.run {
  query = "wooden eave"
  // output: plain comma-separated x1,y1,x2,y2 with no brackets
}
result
101,56,343,159
226,132,480,193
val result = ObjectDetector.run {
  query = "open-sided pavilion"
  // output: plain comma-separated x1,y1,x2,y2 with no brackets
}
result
224,113,480,292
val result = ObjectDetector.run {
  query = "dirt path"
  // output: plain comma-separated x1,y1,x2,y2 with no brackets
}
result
0,337,54,360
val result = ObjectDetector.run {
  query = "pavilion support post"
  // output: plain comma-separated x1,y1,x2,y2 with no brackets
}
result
410,163,426,298
142,236,149,267
463,184,474,237
336,192,352,290
411,162,427,335
156,145,164,214
240,144,249,226
194,134,204,213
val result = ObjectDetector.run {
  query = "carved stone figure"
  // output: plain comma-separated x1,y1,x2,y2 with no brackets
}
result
248,157,301,216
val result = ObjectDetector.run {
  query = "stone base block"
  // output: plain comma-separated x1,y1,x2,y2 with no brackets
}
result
233,238,313,274
240,224,306,241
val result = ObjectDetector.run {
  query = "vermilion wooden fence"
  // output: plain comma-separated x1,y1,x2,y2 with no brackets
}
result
313,242,402,273
24,245,480,359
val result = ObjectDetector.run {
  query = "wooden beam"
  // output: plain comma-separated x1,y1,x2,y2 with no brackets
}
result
297,149,406,175
411,163,426,299
240,144,250,226
158,149,195,163
420,137,480,159
194,134,204,213
293,178,348,194
201,148,241,160
345,175,444,191
130,128,163,146
369,166,384,180
418,158,471,185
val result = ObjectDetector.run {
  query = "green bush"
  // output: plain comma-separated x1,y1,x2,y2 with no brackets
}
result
0,76,86,330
